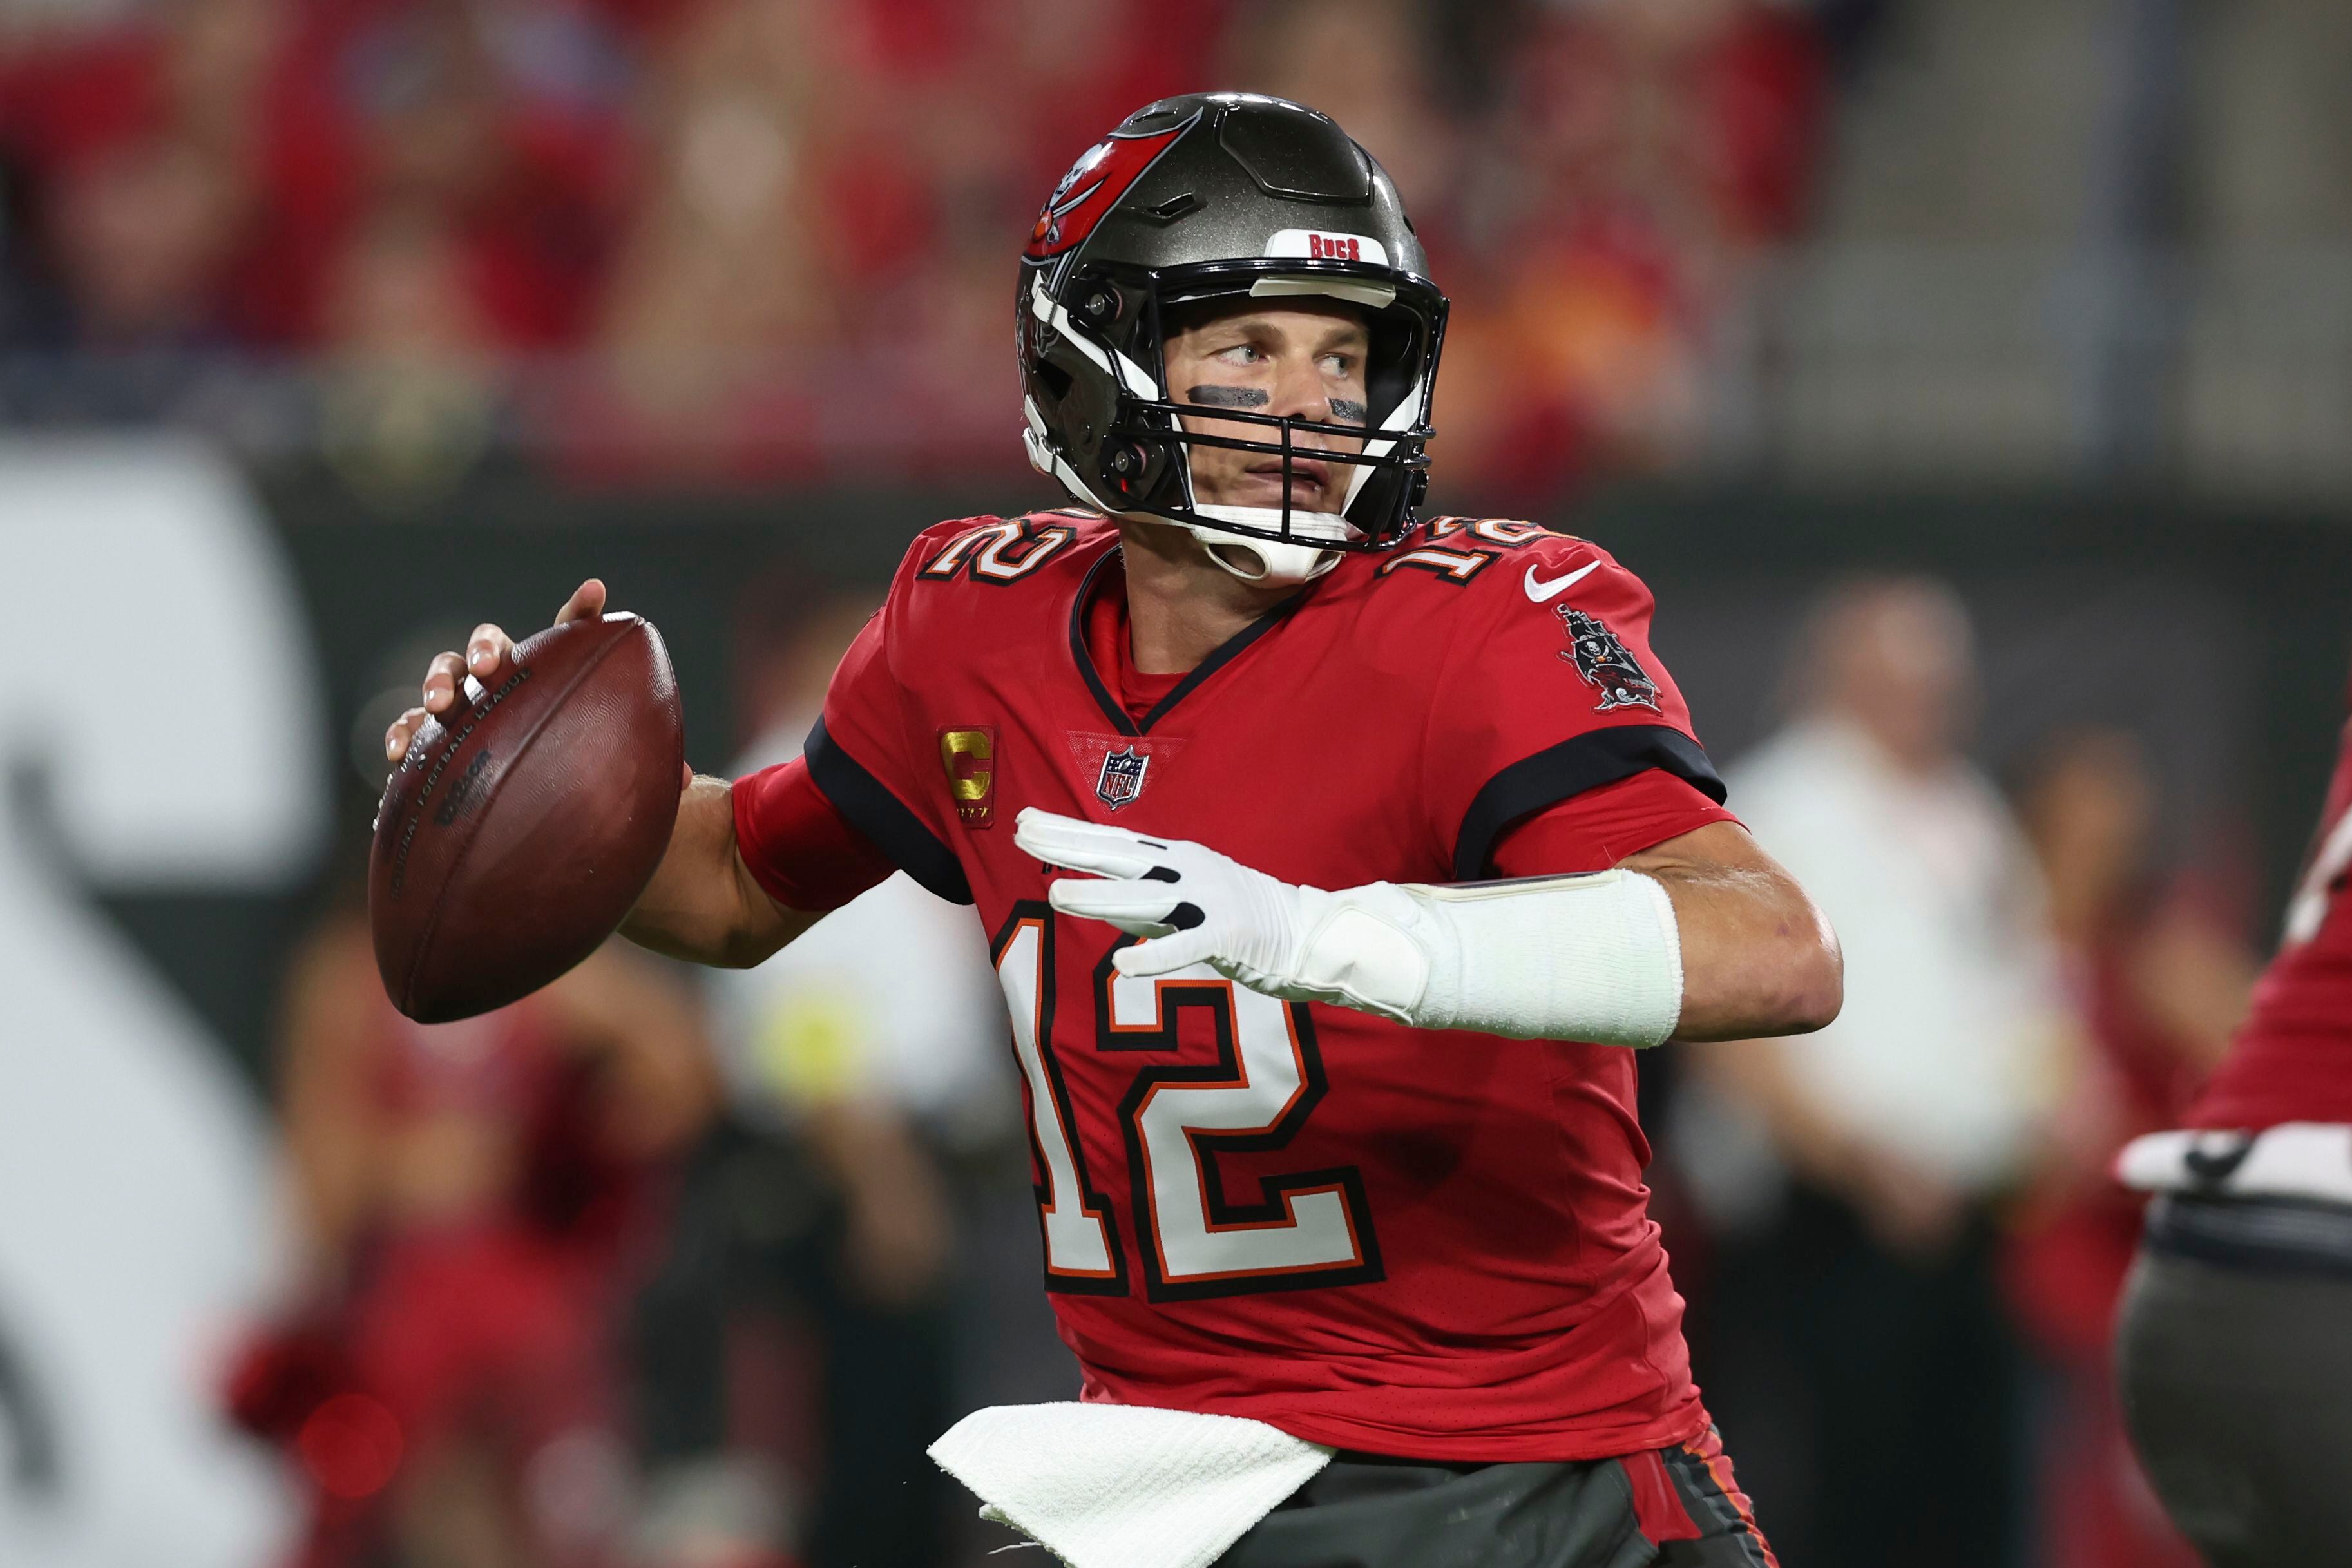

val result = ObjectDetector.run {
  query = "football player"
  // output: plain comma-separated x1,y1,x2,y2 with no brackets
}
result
2114,672,2352,1565
388,94,1838,1567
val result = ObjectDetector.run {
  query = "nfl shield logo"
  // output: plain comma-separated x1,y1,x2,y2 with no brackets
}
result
1095,746,1149,810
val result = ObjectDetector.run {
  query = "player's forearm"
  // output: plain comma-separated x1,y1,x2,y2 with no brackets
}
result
1024,810,1840,1049
1348,823,1837,1047
621,774,816,967
1644,859,1842,1042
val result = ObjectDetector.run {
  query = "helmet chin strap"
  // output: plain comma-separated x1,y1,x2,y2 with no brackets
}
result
1180,504,1348,586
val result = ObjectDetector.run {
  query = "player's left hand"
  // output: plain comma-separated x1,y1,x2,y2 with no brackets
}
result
1015,808,1327,990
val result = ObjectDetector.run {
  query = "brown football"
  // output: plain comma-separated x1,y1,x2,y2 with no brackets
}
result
370,613,685,1022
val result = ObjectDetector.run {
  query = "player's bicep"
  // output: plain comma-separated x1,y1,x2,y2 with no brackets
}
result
1616,819,1778,881
1487,769,1740,878
732,755,897,904
1612,819,1823,946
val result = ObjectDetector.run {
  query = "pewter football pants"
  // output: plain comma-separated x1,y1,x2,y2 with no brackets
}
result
2119,1194,2352,1567
1217,1436,1775,1568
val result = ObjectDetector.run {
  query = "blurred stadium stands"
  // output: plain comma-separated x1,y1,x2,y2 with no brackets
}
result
3,0,2351,494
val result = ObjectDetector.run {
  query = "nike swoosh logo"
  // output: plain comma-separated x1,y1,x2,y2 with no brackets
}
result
1524,559,1601,603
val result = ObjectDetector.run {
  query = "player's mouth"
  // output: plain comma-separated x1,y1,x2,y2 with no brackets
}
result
1241,455,1335,510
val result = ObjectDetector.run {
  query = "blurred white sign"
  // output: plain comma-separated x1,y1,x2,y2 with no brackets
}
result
0,439,323,1567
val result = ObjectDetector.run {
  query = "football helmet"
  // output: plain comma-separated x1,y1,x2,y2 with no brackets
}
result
1017,93,1449,584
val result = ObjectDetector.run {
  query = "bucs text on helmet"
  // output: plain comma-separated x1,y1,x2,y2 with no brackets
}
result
1017,92,1449,585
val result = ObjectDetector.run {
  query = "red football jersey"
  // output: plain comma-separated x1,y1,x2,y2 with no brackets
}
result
2190,672,2352,1131
743,511,1735,1461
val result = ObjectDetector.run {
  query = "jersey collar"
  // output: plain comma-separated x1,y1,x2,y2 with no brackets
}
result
1066,548,1304,737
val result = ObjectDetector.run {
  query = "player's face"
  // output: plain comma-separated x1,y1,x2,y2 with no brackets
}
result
1163,301,1371,514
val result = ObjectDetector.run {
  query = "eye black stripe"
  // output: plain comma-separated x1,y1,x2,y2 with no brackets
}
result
1183,384,1271,409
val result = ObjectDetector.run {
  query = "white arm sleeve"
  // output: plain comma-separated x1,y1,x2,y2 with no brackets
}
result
1285,870,1685,1047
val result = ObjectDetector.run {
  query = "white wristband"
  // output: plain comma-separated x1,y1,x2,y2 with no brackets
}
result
1287,870,1685,1047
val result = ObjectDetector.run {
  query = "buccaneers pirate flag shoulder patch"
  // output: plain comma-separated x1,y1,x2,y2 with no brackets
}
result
1556,604,1661,712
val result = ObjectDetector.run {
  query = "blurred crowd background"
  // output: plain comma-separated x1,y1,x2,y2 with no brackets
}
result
5,1,2351,1566
9,0,2348,497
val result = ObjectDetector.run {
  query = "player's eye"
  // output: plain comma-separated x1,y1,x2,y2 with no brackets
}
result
1212,342,1265,365
1321,353,1355,377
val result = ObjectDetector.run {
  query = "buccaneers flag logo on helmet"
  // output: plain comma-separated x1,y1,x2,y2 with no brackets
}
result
1024,117,1196,262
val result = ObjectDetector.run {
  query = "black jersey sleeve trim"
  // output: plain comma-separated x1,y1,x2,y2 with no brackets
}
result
1452,725,1727,881
803,717,973,906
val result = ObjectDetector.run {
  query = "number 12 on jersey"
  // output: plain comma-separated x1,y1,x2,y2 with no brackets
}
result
991,904,1383,1302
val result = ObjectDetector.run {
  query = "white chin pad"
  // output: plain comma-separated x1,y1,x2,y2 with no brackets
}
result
1193,535,1341,585
1183,504,1352,586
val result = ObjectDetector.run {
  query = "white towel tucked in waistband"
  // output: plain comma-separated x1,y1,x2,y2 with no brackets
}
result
928,1402,1333,1568
2117,1122,2352,1205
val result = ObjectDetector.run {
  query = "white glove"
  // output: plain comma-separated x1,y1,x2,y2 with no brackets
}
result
1014,808,1428,1015
1014,807,1685,1047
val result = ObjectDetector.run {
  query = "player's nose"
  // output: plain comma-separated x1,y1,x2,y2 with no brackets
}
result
1265,354,1341,442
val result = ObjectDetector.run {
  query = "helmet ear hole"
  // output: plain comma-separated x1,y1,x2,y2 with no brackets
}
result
1101,439,1160,499
1078,283,1125,327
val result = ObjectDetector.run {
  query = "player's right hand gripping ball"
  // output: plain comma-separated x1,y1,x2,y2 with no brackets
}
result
370,613,685,1022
